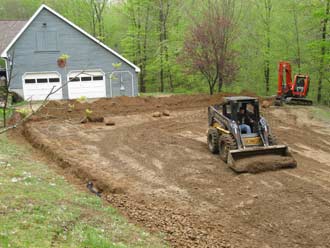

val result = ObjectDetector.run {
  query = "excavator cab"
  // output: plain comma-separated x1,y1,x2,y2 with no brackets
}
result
293,75,310,96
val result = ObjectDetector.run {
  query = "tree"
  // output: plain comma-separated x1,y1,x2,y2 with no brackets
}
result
122,0,153,93
292,0,302,72
89,0,109,41
181,0,238,95
1,50,15,127
257,0,272,95
157,0,172,92
316,0,330,103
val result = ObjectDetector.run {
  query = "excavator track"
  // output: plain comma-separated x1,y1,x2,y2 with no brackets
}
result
285,97,313,106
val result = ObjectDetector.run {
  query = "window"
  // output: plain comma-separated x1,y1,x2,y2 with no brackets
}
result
81,76,92,81
25,79,36,84
37,78,48,83
36,31,58,51
69,77,80,82
49,78,60,83
93,76,103,81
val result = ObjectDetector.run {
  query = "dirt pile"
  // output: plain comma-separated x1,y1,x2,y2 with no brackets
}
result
233,154,297,173
38,93,255,120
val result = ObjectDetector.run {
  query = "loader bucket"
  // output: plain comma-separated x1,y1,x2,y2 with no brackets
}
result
227,145,297,173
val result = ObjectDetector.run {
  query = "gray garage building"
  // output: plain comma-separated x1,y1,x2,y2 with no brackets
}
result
0,4,140,100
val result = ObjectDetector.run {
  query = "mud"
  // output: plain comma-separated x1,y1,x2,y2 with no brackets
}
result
21,95,330,248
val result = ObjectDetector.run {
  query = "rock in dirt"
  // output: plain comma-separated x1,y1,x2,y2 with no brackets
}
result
163,110,170,116
87,116,104,122
261,100,272,108
80,117,88,124
152,112,162,117
105,118,116,126
87,181,101,197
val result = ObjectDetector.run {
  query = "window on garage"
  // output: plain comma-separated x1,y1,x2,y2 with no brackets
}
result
49,78,60,83
37,78,48,83
93,76,103,81
81,76,92,81
69,77,80,82
25,79,36,84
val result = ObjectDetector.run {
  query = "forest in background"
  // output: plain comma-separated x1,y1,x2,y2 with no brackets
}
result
0,0,330,104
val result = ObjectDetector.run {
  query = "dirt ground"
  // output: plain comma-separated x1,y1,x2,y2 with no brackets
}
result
21,95,330,248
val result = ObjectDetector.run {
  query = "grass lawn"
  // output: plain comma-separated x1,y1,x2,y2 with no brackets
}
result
311,105,330,123
0,134,166,248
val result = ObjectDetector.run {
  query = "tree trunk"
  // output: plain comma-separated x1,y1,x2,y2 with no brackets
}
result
263,0,272,95
139,5,150,93
209,82,214,95
293,1,301,73
317,0,330,103
264,58,270,94
218,75,223,92
159,0,165,92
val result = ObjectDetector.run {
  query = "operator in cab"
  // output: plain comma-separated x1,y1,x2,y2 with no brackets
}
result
237,107,254,134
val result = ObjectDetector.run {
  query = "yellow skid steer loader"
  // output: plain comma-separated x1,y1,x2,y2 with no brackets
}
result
207,96,297,173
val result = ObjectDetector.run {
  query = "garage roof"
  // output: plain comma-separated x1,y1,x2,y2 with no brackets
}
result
0,20,27,55
0,4,141,73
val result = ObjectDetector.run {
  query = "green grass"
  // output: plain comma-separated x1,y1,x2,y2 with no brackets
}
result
0,108,13,121
310,105,330,123
0,135,166,248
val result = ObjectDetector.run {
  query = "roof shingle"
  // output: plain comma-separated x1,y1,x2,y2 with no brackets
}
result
0,20,27,55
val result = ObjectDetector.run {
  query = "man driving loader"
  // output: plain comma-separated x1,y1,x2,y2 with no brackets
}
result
237,107,254,134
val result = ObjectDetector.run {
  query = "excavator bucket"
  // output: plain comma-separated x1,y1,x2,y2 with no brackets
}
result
227,145,297,173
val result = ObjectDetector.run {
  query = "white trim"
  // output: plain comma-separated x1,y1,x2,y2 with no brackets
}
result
109,71,134,97
67,69,105,77
0,4,141,73
5,58,9,83
22,70,61,78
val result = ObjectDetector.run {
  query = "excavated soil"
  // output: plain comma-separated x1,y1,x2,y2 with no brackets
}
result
233,155,297,173
22,95,330,248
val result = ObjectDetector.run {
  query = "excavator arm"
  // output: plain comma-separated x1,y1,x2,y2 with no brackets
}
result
277,61,293,97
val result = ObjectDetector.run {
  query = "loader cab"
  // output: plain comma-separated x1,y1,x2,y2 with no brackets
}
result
223,97,260,134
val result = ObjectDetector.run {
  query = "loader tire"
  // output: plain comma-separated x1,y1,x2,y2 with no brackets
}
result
219,134,237,162
268,133,277,146
207,127,219,154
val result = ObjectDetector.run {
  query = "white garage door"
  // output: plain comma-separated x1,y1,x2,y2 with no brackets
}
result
23,72,63,100
67,70,106,99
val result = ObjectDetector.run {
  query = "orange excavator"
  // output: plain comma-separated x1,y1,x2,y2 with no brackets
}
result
275,61,313,106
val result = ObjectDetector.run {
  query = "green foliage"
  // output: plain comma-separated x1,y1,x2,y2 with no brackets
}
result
76,96,87,103
112,62,122,69
85,108,93,117
0,108,13,121
58,54,70,60
0,0,330,102
15,108,30,118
